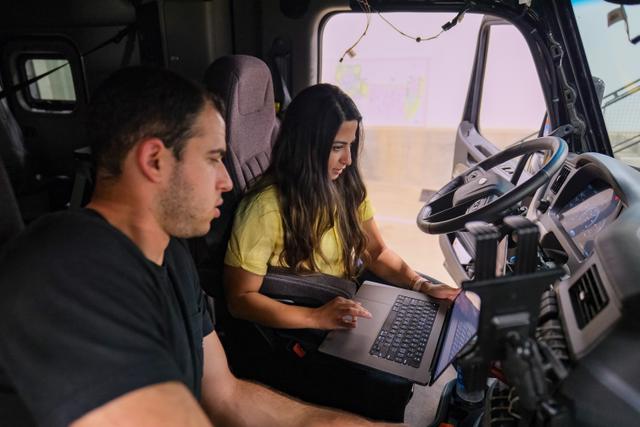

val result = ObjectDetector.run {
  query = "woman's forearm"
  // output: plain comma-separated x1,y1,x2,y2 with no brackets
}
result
367,247,419,289
228,291,319,329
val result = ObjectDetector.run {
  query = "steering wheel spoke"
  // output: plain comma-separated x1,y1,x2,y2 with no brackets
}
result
461,166,487,183
465,195,493,214
423,201,475,223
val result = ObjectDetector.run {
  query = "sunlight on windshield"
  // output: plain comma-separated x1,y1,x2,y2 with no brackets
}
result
322,12,485,281
321,12,544,281
572,0,640,167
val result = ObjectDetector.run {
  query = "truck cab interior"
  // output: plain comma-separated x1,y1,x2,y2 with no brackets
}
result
1,0,639,425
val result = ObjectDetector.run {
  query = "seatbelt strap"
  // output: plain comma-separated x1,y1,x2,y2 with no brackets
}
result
0,24,136,101
268,37,292,115
81,24,135,59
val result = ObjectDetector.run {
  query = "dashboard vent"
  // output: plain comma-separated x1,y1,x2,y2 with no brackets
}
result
569,266,609,329
551,164,571,194
500,165,514,175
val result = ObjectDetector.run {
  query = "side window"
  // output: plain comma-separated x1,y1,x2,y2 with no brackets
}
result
572,1,640,167
21,56,76,110
321,12,483,281
478,25,546,148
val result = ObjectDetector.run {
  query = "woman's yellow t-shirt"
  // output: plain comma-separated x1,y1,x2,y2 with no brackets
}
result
224,186,374,278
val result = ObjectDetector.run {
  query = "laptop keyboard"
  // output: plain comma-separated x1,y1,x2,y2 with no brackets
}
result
369,295,439,368
452,321,475,355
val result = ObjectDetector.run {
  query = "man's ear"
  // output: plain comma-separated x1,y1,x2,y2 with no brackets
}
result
135,138,169,183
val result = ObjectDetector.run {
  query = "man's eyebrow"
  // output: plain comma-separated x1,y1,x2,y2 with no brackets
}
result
207,148,227,156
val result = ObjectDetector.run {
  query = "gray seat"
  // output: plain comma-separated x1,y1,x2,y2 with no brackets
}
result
0,97,27,194
197,54,356,307
0,96,25,247
196,54,356,345
0,153,24,249
197,56,412,421
195,54,280,299
0,93,71,222
194,54,282,378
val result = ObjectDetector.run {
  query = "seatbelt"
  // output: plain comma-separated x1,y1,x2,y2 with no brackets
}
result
267,37,292,115
0,24,137,101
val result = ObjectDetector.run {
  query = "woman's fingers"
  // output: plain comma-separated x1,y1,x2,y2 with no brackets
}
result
346,302,372,318
325,299,372,328
340,305,372,322
428,283,461,300
339,314,358,328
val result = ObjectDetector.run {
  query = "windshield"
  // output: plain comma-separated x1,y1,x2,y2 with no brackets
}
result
572,0,640,167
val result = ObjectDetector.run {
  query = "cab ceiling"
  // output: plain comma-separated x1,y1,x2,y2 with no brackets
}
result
0,0,136,28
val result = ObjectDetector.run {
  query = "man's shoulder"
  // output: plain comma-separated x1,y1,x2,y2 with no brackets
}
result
0,209,143,280
5,209,121,255
0,209,160,317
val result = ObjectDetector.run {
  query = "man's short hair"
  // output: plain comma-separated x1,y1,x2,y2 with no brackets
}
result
87,66,225,177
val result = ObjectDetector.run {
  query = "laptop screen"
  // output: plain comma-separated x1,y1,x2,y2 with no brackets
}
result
432,290,480,381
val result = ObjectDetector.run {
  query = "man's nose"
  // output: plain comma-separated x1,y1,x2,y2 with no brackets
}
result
219,165,233,192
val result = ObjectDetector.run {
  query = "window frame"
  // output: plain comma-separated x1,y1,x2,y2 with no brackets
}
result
475,22,548,146
18,53,77,112
463,16,553,138
1,36,87,117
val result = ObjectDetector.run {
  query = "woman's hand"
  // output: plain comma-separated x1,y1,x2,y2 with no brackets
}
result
310,297,372,330
418,279,460,300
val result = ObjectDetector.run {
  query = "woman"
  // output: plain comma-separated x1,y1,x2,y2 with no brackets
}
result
224,83,458,331
222,84,458,421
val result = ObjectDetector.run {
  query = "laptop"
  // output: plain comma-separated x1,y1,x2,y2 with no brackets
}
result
319,281,480,385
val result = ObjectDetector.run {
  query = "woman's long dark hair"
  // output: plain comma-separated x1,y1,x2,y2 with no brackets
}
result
248,83,368,279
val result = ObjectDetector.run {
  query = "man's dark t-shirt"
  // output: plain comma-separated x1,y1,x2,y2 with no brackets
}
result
0,209,214,426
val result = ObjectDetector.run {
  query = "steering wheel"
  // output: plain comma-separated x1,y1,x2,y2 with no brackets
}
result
417,136,568,234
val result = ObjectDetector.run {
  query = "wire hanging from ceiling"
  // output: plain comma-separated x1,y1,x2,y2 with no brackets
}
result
339,0,473,62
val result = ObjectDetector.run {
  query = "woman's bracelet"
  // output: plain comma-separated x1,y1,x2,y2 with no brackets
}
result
410,276,430,292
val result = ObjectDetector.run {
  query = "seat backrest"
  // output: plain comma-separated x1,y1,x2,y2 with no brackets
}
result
196,57,359,378
205,55,278,192
195,55,278,296
0,96,27,193
0,92,72,221
0,151,24,249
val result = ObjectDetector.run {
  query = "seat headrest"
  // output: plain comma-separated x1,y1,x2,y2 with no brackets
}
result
204,55,275,117
203,55,277,193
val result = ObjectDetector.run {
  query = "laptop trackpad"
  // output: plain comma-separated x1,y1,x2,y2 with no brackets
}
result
356,281,404,304
319,298,389,357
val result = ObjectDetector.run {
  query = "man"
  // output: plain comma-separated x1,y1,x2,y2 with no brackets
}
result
0,67,400,426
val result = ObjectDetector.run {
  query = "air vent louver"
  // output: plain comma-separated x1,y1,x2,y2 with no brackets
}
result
501,165,514,175
569,266,609,329
551,164,571,194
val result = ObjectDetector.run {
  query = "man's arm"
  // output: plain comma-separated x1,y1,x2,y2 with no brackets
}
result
71,382,212,427
200,332,401,427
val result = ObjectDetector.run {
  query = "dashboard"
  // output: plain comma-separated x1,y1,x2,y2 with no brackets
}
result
442,154,638,350
439,152,640,425
531,153,640,425
533,153,636,354
555,180,622,258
